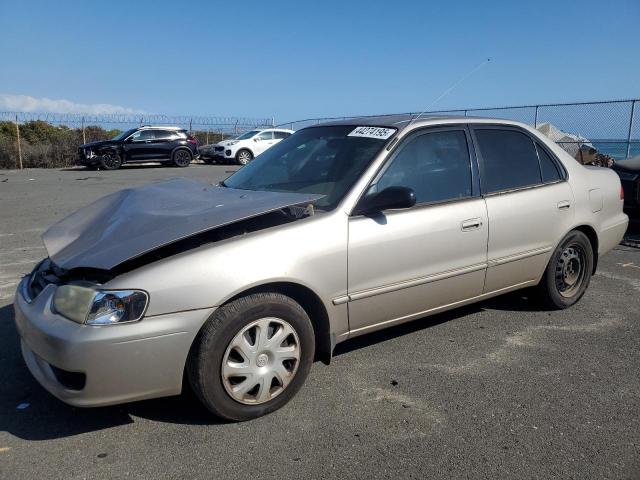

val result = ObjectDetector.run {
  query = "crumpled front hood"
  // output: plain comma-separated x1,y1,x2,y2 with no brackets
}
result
42,178,323,271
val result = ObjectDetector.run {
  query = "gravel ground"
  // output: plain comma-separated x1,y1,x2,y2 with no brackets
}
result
0,166,639,480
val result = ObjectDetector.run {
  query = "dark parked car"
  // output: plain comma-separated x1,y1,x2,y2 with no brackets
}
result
612,155,640,217
78,126,198,170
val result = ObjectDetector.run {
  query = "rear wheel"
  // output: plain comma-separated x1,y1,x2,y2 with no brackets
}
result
100,152,122,170
236,149,253,165
173,149,192,167
538,230,593,309
187,292,314,421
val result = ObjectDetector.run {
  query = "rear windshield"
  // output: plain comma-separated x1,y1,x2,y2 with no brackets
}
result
224,125,395,210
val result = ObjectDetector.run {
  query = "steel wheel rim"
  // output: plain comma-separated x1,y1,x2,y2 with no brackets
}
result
238,151,251,164
176,151,190,166
221,317,301,405
102,153,119,168
555,243,586,298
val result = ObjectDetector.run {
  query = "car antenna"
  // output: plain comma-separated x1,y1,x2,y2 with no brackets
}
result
407,58,491,127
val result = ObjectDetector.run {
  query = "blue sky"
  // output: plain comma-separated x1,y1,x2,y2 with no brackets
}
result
0,0,638,122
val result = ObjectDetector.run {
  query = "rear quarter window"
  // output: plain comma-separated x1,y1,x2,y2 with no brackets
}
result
536,143,562,183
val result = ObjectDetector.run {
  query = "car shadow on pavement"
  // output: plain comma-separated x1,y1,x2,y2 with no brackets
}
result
0,290,549,440
334,290,551,357
0,304,226,442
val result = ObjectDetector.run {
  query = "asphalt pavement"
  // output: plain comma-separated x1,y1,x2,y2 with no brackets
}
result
0,165,639,479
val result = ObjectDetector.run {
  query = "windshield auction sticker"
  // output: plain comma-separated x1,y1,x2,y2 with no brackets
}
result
347,126,396,139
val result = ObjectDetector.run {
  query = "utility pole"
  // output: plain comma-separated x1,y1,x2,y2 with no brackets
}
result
81,116,86,144
15,114,23,170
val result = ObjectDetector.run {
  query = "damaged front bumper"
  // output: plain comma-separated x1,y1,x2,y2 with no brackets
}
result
14,277,215,407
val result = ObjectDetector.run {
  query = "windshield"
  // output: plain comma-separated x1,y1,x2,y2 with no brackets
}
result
236,130,261,140
111,129,136,141
224,125,395,210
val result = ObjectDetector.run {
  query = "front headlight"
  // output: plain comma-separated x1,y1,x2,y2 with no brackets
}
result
53,285,148,325
227,141,238,146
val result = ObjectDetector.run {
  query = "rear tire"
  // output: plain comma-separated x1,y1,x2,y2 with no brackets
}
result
538,230,593,309
187,292,315,421
173,149,192,167
236,149,253,165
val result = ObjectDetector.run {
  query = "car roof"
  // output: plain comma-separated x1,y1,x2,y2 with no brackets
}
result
312,114,524,132
138,125,185,130
256,128,294,132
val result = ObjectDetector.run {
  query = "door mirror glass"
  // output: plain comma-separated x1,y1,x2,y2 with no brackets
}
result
355,186,416,215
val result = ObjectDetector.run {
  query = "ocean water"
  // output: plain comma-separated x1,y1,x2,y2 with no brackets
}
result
591,140,640,160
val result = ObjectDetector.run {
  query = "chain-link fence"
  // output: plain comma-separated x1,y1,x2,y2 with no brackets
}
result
0,112,274,169
280,99,640,161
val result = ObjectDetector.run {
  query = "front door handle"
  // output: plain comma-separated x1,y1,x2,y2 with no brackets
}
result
461,218,483,231
557,200,571,210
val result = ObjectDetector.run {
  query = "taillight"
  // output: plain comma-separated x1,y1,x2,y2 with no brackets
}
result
620,185,624,200
187,136,197,145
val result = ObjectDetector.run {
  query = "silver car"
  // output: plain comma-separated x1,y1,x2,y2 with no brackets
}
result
14,115,628,421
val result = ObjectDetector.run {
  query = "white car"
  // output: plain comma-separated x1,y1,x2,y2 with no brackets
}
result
210,128,294,165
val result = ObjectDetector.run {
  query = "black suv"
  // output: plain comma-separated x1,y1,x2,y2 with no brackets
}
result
78,126,198,170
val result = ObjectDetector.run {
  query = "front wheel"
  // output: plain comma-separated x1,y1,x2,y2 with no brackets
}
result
100,152,122,170
538,230,594,309
187,292,315,421
173,149,192,167
236,149,253,165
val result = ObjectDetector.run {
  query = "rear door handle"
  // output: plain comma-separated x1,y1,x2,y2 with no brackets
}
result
461,218,483,231
557,201,571,210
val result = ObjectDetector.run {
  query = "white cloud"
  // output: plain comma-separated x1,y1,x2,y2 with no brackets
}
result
0,94,145,115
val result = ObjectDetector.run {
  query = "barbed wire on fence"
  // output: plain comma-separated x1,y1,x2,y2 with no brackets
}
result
1,99,639,170
280,98,639,160
0,111,273,129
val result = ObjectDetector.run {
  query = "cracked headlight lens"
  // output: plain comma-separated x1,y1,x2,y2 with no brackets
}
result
53,285,148,325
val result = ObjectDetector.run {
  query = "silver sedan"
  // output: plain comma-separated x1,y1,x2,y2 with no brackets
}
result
14,115,628,421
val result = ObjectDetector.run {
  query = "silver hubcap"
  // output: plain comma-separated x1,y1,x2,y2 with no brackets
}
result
555,244,586,298
221,318,301,405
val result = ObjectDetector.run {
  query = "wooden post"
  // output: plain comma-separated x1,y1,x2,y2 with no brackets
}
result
15,115,23,170
82,116,86,144
206,129,209,145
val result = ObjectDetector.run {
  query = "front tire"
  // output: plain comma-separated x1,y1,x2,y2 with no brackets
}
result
187,292,315,421
100,152,122,170
538,230,594,309
173,149,192,167
236,149,253,165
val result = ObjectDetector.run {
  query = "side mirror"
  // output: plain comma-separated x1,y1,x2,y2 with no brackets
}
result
254,137,261,142
354,186,416,215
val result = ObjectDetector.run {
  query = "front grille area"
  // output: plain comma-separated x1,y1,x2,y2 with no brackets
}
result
214,146,224,152
26,258,65,300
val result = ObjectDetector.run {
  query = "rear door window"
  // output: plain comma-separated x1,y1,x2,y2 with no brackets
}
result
274,131,290,139
151,129,173,140
474,129,542,193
